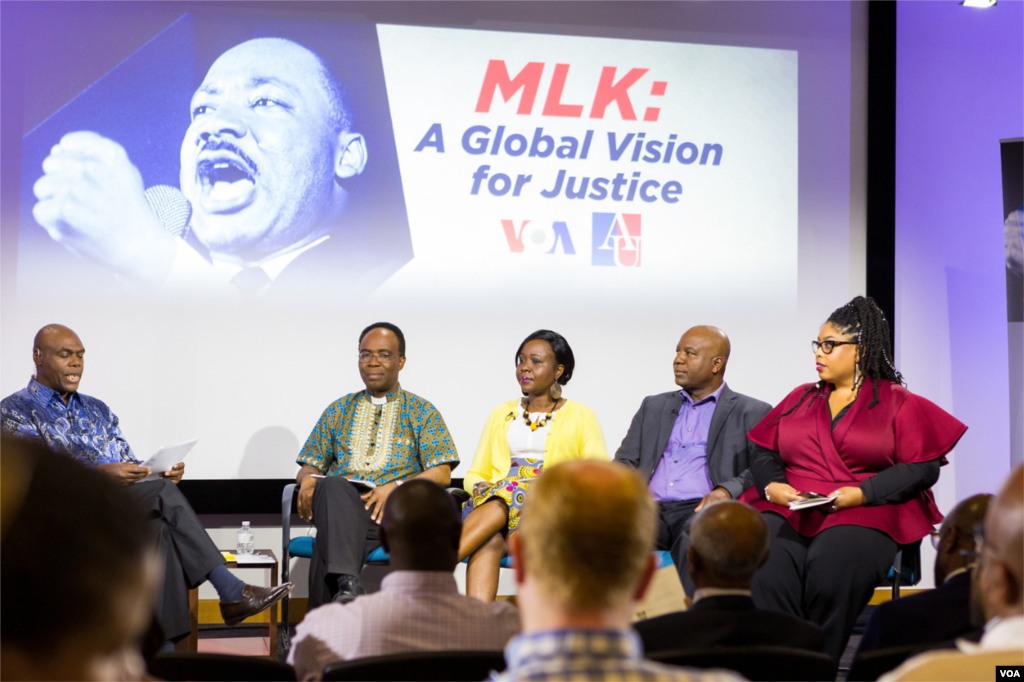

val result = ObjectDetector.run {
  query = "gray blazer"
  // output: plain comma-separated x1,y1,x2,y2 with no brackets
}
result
614,383,771,500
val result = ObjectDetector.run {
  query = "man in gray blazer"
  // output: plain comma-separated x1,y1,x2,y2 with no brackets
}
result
614,325,771,594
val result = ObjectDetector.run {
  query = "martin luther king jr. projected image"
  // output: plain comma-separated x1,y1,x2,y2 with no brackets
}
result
21,16,412,299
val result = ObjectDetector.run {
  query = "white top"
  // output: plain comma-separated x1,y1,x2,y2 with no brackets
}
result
506,402,559,459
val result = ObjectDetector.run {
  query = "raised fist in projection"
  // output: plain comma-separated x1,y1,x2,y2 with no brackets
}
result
33,131,175,285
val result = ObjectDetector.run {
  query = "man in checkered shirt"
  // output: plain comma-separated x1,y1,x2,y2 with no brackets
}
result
496,460,743,682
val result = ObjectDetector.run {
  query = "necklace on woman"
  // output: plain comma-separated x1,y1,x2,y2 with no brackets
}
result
522,397,559,432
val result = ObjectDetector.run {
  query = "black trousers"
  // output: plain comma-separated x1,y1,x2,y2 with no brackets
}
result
127,479,225,642
656,498,701,595
751,511,897,662
307,477,381,609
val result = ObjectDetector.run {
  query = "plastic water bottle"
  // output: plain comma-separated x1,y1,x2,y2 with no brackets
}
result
236,521,254,555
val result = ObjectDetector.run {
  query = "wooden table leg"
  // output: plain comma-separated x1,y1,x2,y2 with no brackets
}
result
175,587,200,652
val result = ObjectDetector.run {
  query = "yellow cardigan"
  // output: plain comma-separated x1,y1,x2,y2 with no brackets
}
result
463,398,609,492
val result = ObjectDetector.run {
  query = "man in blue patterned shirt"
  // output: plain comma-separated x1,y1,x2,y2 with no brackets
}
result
497,460,742,682
295,322,459,607
1,324,293,643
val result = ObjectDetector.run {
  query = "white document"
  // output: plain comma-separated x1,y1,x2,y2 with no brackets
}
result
788,494,838,511
136,439,198,482
222,551,276,564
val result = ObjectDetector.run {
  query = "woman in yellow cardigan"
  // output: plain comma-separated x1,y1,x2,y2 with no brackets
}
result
458,329,608,601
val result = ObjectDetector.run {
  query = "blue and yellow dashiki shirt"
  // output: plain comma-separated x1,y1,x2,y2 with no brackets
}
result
1,379,140,465
297,386,459,485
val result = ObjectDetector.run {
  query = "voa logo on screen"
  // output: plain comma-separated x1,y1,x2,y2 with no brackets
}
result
501,214,641,267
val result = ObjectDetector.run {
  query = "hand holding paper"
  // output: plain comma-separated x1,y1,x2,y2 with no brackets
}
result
136,439,197,483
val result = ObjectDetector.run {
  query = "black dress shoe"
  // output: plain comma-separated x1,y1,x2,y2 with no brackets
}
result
220,583,294,626
332,575,365,604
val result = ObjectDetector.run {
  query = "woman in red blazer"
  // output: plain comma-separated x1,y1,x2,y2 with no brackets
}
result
741,296,967,661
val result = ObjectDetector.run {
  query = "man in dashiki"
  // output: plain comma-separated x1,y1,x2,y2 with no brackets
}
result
295,322,459,607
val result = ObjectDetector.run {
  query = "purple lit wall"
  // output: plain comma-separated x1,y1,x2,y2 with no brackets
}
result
895,0,1023,520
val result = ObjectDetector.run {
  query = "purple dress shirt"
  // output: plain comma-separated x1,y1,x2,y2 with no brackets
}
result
649,384,724,502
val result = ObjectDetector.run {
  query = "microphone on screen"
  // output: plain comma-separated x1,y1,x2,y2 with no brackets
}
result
144,185,192,238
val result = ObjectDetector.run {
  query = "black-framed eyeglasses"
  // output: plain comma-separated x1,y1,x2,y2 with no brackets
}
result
358,351,400,364
811,340,858,354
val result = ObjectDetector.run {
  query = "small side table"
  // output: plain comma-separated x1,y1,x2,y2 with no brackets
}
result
177,549,280,659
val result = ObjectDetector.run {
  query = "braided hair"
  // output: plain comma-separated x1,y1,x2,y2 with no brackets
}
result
780,296,905,418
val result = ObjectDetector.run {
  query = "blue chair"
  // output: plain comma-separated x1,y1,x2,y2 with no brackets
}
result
280,483,391,655
885,540,922,599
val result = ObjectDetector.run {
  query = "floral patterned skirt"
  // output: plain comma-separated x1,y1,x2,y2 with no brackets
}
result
462,457,543,539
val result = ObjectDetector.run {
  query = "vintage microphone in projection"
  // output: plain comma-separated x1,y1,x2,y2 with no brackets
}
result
144,185,192,238
142,185,266,293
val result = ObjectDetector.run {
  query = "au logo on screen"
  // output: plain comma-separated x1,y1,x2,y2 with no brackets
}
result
501,213,641,267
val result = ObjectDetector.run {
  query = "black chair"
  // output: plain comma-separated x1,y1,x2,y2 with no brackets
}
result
321,650,507,681
648,645,837,682
147,652,296,681
848,643,947,681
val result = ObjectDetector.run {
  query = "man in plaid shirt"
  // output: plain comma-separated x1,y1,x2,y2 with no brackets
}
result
497,460,742,682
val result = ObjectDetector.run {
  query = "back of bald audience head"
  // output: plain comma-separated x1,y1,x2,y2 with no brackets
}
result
379,479,461,572
516,460,657,613
1,436,158,681
975,464,1024,624
934,493,992,586
688,500,769,590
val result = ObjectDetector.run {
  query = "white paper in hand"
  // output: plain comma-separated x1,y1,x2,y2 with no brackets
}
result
136,439,198,483
788,494,838,511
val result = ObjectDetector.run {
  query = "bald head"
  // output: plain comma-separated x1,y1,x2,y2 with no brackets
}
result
674,326,731,399
688,501,769,589
685,326,731,360
31,325,85,400
33,324,79,352
935,493,992,584
379,480,461,571
981,465,1024,618
519,460,656,611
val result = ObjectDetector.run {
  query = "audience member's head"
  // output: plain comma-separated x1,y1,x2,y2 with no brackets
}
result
934,493,992,586
511,460,657,629
0,437,31,541
687,500,769,591
379,479,461,572
0,436,160,681
972,465,1024,626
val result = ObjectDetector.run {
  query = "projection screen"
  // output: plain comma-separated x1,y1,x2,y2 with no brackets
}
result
0,2,867,480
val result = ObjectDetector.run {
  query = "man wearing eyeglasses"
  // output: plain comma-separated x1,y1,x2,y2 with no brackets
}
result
295,322,459,607
614,325,772,595
853,494,991,660
878,465,1024,682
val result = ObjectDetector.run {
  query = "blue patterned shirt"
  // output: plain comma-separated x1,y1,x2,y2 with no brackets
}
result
495,629,743,682
297,386,458,485
1,379,139,465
